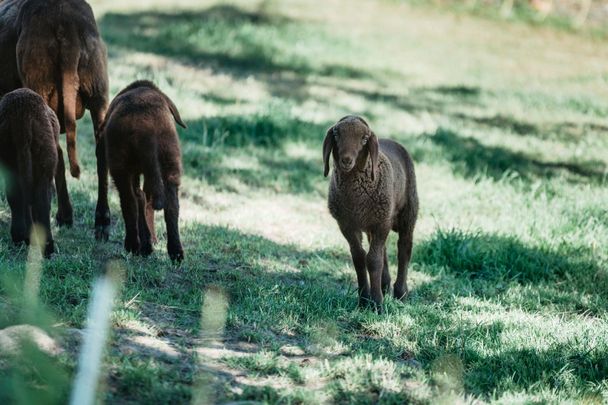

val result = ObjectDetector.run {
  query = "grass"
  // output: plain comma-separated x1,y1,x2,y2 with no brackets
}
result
1,0,608,403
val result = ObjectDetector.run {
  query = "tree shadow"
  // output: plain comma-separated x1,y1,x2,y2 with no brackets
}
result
179,115,327,195
99,5,374,102
429,128,607,183
413,228,607,314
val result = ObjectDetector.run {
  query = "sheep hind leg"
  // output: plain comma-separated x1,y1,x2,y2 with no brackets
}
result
6,180,28,245
163,181,183,263
94,131,111,241
54,144,73,227
31,181,54,257
133,177,152,256
394,229,413,301
115,174,140,255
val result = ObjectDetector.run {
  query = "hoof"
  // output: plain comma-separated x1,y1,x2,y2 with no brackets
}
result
152,195,164,211
124,238,140,255
11,236,29,246
140,241,153,257
56,211,73,227
70,163,81,179
358,294,372,309
95,209,111,241
168,248,184,263
44,241,55,258
95,225,110,241
382,283,391,295
394,286,409,301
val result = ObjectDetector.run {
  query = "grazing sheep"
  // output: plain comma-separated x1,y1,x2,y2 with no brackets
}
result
323,116,418,311
0,0,111,240
103,81,187,262
0,89,60,257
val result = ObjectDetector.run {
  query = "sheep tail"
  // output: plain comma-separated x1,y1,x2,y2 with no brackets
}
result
58,25,81,179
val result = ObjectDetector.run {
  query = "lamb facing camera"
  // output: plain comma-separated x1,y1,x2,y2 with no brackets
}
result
324,115,418,312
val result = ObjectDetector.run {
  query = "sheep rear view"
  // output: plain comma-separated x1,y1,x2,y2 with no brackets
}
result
0,88,60,257
324,115,418,311
103,80,187,262
0,0,111,240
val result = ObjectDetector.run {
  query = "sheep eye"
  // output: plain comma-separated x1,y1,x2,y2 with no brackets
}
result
362,138,368,145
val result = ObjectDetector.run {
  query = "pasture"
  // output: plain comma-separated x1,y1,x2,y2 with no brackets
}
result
1,0,607,403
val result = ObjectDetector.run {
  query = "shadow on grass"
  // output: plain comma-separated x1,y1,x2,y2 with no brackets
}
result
402,228,608,398
429,128,607,183
99,4,373,100
178,114,328,195
413,228,606,312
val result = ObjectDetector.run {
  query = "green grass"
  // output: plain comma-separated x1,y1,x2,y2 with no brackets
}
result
1,0,608,403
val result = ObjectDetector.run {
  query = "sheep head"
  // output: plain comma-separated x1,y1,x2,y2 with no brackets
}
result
323,115,378,180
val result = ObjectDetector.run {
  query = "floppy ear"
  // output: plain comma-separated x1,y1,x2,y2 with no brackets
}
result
368,130,379,181
323,126,335,177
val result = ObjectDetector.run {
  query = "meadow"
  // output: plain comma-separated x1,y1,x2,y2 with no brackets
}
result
1,0,607,403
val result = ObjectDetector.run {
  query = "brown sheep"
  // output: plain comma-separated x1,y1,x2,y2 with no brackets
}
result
0,0,111,240
0,89,60,257
323,116,418,312
102,81,187,262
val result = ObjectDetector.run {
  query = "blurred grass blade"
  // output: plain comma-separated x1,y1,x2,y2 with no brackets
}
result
23,224,46,314
69,262,124,405
192,286,229,405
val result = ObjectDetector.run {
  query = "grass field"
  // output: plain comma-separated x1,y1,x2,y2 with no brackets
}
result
1,0,608,403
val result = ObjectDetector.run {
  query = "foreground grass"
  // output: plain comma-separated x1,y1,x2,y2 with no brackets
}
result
1,0,607,403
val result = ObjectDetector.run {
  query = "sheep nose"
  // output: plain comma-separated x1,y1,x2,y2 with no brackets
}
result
341,157,353,166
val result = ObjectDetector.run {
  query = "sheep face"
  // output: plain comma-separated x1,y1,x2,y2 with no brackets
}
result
323,115,379,180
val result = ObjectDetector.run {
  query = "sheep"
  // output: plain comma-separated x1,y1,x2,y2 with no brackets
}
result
102,81,187,262
323,115,418,311
0,89,60,257
0,0,111,240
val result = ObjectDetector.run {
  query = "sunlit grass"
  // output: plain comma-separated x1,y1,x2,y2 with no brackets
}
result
1,0,607,403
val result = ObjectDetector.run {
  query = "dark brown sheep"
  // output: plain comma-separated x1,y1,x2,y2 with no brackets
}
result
323,116,419,311
0,89,60,257
103,81,187,262
0,0,111,239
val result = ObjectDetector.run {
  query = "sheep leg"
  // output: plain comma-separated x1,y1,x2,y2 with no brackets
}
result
340,228,370,307
145,199,157,244
133,177,153,257
382,247,391,295
32,181,54,257
394,230,413,300
115,173,140,255
6,180,28,245
163,182,183,263
94,130,111,241
366,230,389,312
54,143,73,227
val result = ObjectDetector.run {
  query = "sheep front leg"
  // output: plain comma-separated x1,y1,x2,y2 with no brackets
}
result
340,227,370,307
163,182,183,263
382,247,391,295
366,230,389,312
115,174,140,255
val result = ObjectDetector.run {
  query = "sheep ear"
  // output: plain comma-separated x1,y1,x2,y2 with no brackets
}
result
323,126,335,177
162,94,187,129
368,131,379,181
